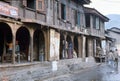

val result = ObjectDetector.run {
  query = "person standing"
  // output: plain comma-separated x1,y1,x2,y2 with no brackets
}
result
108,50,114,67
113,49,119,72
6,42,13,54
62,40,66,59
15,41,20,63
68,42,73,59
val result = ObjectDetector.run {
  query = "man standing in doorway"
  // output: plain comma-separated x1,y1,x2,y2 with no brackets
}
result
15,41,20,63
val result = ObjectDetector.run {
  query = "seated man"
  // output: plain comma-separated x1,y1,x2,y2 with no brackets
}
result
6,42,13,54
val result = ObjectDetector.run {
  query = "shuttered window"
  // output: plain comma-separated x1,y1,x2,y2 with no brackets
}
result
28,0,36,9
57,1,59,18
96,17,100,29
61,4,66,20
93,15,96,28
85,13,90,27
36,0,44,11
77,12,80,26
22,0,44,11
75,11,80,27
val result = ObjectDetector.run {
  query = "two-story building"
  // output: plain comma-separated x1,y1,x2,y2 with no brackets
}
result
84,7,109,59
0,0,108,64
106,27,120,56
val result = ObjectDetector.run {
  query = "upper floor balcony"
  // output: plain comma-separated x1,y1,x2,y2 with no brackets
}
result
1,0,108,37
84,7,109,38
20,0,87,34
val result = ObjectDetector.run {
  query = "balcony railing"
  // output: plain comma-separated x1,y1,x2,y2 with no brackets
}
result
86,27,105,38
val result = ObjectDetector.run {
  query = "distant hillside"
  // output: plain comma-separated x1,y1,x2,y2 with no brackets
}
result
105,14,120,29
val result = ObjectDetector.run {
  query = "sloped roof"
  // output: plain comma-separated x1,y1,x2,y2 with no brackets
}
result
74,0,91,4
107,27,120,34
84,7,109,22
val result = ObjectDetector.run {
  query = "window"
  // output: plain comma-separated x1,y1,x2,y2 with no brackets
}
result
85,14,90,27
36,0,44,11
77,12,80,26
57,1,59,18
61,4,66,20
75,11,80,26
93,15,96,28
27,0,36,9
96,17,100,29
99,20,104,29
22,0,44,11
92,15,101,29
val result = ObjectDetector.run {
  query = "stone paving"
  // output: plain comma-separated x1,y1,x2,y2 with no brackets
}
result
100,61,120,81
0,57,99,81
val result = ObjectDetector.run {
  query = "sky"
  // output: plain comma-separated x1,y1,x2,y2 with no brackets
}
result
85,0,120,15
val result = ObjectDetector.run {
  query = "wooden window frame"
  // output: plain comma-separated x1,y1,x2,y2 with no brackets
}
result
22,0,45,12
61,3,66,20
75,11,81,27
22,0,36,9
96,17,100,30
36,0,44,12
93,15,96,29
85,13,90,28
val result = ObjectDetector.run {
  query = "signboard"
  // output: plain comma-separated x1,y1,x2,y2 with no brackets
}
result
0,2,18,18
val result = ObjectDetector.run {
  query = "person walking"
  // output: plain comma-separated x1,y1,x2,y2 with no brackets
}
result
108,50,114,67
113,49,119,72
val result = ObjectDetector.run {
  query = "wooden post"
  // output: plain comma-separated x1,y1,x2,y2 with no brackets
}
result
71,35,74,58
64,34,67,59
82,35,86,61
12,35,16,64
78,36,81,58
46,28,50,61
30,35,34,62
44,28,51,61
28,29,34,62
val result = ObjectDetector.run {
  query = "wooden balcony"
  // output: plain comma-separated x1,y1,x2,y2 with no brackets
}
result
86,28,105,38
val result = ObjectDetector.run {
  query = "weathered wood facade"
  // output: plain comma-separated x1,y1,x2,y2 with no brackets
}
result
0,0,108,64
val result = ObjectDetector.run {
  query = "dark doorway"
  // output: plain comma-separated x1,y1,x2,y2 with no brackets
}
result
16,27,30,61
60,34,65,59
33,30,45,61
0,22,13,62
66,35,73,59
74,36,78,57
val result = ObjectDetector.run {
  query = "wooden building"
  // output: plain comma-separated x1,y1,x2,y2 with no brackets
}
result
106,27,120,55
0,0,108,64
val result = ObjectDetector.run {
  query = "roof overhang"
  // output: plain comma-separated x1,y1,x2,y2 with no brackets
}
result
84,7,109,22
74,0,91,4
